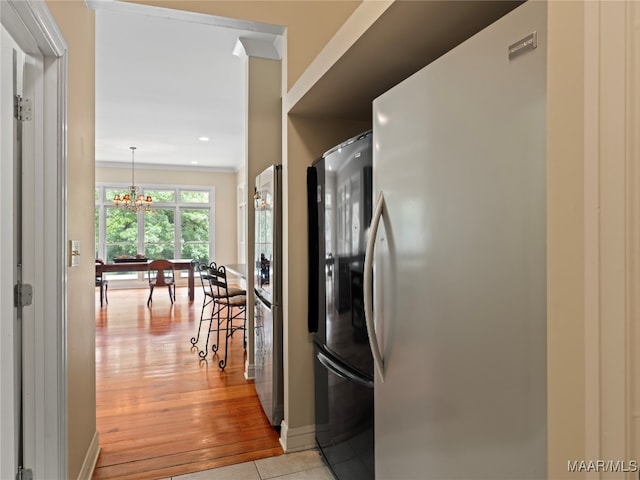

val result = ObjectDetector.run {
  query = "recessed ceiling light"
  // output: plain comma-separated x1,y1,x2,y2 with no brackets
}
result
191,161,199,165
198,136,209,142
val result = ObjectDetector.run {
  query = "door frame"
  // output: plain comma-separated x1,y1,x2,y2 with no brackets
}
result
0,1,68,477
583,0,639,466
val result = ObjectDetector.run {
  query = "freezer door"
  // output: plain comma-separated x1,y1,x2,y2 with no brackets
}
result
371,2,547,479
314,342,374,480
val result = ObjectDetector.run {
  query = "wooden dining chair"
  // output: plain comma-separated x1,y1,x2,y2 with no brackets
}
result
147,259,176,306
95,259,108,307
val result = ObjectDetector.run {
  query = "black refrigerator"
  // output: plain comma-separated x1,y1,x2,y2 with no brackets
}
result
307,131,374,480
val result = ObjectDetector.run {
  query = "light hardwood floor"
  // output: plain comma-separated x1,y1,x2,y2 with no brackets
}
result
93,286,283,480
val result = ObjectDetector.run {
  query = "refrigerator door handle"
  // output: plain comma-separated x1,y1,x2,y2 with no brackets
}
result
317,349,374,389
306,166,319,333
364,191,385,382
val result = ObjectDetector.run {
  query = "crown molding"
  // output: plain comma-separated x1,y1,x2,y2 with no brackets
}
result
96,160,240,174
85,0,284,35
233,36,282,60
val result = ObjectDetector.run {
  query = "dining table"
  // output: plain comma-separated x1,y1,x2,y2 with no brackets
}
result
96,259,196,301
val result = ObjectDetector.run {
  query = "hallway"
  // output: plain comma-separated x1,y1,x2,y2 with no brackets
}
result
93,286,283,479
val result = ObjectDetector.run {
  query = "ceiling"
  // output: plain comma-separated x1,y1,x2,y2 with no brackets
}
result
94,1,282,171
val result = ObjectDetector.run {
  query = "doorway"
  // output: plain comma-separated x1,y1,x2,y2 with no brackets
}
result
91,2,284,477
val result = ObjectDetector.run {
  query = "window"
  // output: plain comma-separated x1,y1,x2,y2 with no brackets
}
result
95,184,214,280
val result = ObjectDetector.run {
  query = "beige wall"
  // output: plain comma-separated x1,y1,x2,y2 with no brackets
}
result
96,166,238,265
45,1,96,479
244,57,282,372
235,165,246,264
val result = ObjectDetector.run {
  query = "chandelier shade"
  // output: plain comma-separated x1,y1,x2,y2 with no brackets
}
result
113,147,153,212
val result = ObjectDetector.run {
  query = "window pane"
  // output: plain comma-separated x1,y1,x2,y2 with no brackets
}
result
145,243,175,260
181,209,209,262
105,207,138,261
144,208,175,259
146,190,175,203
180,191,209,203
181,209,209,242
95,188,99,202
181,243,209,263
106,208,137,243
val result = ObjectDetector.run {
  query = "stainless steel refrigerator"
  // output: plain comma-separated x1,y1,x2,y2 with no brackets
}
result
254,164,283,426
368,2,547,478
307,131,374,480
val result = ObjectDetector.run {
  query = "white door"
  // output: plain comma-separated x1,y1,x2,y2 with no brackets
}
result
0,23,33,479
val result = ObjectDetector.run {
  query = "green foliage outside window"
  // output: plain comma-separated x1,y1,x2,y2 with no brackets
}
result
105,207,138,260
145,208,175,259
146,190,175,203
181,243,209,263
106,208,137,243
181,209,208,241
181,208,209,263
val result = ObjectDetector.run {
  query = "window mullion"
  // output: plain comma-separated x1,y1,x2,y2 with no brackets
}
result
138,210,145,259
100,204,105,261
175,206,182,260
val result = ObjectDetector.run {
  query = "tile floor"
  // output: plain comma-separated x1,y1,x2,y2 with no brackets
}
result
163,450,334,480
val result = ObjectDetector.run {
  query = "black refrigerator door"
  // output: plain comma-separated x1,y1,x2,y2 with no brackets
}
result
320,132,373,376
314,342,374,480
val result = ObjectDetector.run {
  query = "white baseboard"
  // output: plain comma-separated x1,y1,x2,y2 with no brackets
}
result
279,421,316,452
77,430,100,480
244,360,255,380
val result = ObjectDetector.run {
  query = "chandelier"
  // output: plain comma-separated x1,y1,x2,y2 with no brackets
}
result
112,146,153,212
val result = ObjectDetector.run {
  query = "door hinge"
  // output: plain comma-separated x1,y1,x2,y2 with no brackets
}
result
14,95,32,122
16,467,33,480
14,282,33,308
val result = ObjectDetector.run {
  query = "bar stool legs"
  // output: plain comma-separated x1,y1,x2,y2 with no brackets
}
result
216,303,246,370
190,262,246,368
190,293,213,350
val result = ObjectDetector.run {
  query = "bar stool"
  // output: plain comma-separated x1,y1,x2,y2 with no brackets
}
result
207,263,247,370
190,261,245,361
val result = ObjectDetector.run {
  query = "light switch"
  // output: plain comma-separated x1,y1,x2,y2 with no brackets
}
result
70,240,80,267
